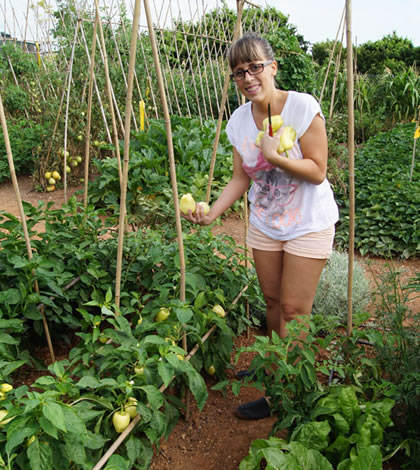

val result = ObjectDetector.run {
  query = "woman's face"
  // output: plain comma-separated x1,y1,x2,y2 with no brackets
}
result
231,54,277,103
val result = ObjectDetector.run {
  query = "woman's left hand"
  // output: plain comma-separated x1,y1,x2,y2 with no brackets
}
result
259,127,285,165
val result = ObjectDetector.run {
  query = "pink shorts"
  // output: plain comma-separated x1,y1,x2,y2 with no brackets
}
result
246,224,335,259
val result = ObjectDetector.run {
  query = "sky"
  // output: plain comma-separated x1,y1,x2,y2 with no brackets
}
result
3,0,420,47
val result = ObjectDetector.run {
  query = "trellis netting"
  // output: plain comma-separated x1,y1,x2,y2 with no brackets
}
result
1,0,291,127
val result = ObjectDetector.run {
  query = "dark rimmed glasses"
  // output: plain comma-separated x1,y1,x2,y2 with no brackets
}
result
230,60,273,82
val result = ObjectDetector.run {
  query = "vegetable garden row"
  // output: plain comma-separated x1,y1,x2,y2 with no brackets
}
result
0,0,419,469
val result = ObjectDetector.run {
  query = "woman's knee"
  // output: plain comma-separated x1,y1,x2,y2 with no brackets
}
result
264,294,281,311
280,303,306,323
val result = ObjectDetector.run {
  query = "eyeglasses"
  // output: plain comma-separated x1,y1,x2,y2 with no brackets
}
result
230,60,273,82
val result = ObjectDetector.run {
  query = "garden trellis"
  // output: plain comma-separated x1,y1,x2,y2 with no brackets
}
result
0,0,361,467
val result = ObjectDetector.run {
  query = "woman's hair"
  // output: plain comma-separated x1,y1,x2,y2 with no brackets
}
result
227,32,274,69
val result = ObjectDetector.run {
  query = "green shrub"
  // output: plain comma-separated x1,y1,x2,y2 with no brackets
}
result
0,119,51,183
334,123,420,258
312,250,370,322
87,116,234,221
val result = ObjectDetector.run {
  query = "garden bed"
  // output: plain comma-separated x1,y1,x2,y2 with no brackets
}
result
0,177,418,469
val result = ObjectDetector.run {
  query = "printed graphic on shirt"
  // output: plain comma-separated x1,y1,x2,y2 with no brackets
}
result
244,151,302,228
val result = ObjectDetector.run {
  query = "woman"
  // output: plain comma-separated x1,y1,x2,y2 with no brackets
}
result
182,32,339,420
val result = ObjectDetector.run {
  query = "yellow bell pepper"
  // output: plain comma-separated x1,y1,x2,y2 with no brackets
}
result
277,126,296,154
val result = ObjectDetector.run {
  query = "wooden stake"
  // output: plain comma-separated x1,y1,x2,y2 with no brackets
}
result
0,91,55,363
329,23,345,119
319,4,345,104
93,0,123,186
63,18,81,204
114,0,142,308
144,0,186,303
345,0,355,337
83,12,99,208
205,0,245,203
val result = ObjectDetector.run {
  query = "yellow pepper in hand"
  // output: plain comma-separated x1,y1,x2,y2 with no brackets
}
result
277,126,296,154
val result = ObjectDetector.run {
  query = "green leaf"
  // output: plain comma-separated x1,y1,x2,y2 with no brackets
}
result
0,333,19,345
85,430,107,450
0,288,21,305
104,454,130,470
173,306,193,323
158,360,174,387
27,439,53,470
290,420,331,451
194,291,207,309
6,424,37,454
39,416,58,439
76,376,102,389
140,385,164,410
351,445,382,470
186,369,208,411
125,434,143,465
63,437,87,465
42,401,67,433
61,405,87,437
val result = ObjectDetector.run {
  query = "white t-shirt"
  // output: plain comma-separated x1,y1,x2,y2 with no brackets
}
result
225,91,339,240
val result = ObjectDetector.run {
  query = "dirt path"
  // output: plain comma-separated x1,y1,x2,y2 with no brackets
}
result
1,177,418,469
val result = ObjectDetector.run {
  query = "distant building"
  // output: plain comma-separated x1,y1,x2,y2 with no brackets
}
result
0,31,37,53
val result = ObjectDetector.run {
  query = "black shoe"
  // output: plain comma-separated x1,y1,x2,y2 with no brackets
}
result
235,368,256,380
235,368,268,380
234,397,271,420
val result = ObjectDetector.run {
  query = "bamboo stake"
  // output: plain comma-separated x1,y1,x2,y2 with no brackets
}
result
108,20,138,131
114,0,141,308
319,4,345,104
202,1,220,117
92,283,249,470
345,0,355,337
0,91,55,364
63,18,80,204
236,0,251,337
329,22,345,119
206,1,245,203
144,0,186,302
95,24,125,137
79,23,112,143
187,0,209,120
196,2,215,119
154,0,184,116
144,0,190,414
83,12,98,208
93,0,123,186
176,0,202,122
168,1,192,117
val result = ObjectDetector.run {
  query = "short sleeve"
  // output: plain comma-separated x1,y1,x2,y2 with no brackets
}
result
285,92,324,139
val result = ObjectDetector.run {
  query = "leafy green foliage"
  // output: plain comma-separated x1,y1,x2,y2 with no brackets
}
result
87,116,234,223
356,33,420,75
239,437,333,470
0,119,51,183
334,123,419,258
0,192,258,467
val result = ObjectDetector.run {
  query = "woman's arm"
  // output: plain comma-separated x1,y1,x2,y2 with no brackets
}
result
182,148,250,225
260,114,328,185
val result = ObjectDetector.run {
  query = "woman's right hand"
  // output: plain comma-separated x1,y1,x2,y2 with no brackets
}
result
180,203,213,226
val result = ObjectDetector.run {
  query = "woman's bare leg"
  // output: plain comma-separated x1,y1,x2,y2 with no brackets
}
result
252,249,327,338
